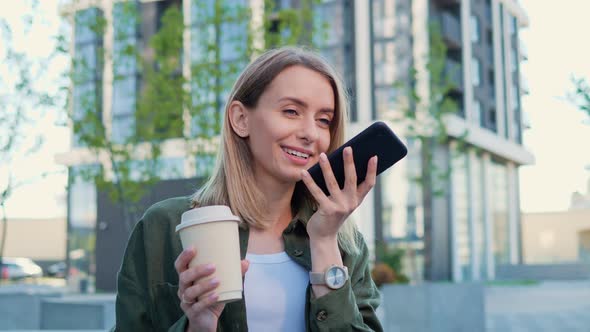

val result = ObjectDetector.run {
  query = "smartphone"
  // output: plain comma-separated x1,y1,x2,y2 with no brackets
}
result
306,121,408,196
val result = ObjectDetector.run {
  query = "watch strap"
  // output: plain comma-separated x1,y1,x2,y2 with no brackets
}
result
309,271,325,285
309,265,349,285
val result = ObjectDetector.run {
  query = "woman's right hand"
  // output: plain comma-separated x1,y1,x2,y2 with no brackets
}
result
174,247,249,332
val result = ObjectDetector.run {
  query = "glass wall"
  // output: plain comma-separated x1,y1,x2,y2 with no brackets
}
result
472,153,486,279
371,0,413,119
112,2,138,144
67,166,98,283
509,14,522,144
491,160,510,264
72,7,103,147
190,0,249,138
380,137,425,282
313,0,356,121
451,148,471,280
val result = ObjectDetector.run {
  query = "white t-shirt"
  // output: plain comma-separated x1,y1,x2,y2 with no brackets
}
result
244,251,309,331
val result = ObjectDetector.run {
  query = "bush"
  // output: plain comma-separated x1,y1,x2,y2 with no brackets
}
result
371,263,396,288
374,242,411,285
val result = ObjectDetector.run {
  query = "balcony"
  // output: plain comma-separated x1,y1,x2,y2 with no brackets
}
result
434,0,460,7
440,11,462,50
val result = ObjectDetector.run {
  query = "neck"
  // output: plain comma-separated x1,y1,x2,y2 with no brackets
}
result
255,176,296,233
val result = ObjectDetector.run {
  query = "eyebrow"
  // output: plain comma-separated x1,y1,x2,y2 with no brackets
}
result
278,96,334,114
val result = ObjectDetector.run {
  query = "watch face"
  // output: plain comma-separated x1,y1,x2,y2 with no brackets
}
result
326,267,346,288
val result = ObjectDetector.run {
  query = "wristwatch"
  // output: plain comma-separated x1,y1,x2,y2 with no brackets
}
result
309,265,349,289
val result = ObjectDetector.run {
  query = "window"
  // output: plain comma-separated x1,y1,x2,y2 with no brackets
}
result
314,0,356,120
472,153,486,279
380,136,425,282
491,161,510,264
112,2,138,144
471,57,481,87
190,0,249,134
452,148,471,281
68,165,99,281
72,8,104,147
470,15,479,43
473,99,483,127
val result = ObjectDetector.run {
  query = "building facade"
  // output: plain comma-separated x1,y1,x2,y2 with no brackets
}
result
57,0,532,290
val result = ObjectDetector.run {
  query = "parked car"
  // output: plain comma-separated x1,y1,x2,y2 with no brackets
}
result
0,257,43,280
46,261,66,278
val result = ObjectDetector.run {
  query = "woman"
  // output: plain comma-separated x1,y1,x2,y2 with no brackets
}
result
113,46,383,331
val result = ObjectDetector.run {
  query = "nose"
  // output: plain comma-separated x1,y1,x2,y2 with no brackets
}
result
297,116,319,143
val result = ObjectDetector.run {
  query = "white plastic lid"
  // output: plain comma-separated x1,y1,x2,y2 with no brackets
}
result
176,205,240,232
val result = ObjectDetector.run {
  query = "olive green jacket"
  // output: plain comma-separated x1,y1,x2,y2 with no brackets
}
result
112,196,383,331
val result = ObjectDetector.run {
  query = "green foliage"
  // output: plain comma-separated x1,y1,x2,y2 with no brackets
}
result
570,76,590,121
62,0,330,232
375,242,410,284
389,22,468,197
0,3,61,268
262,0,324,49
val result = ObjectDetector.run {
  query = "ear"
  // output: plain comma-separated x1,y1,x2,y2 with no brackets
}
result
228,100,249,138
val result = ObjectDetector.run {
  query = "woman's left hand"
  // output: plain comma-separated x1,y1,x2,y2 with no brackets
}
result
301,146,378,241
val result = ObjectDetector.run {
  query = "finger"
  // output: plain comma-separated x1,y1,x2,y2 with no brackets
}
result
300,169,329,204
186,292,223,316
178,263,215,297
241,259,250,276
318,152,342,196
183,276,220,303
357,155,378,199
174,247,195,274
343,147,357,192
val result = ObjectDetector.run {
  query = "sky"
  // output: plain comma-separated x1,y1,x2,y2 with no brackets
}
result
1,0,70,219
518,0,590,212
1,0,589,219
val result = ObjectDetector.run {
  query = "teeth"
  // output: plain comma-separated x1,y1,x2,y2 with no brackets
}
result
283,148,309,159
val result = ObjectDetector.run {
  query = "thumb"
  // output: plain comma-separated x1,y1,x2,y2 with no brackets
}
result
240,259,250,276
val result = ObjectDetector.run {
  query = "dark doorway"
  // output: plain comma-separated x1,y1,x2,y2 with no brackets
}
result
95,177,201,292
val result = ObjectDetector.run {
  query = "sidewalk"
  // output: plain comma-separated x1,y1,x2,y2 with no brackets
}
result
486,281,590,332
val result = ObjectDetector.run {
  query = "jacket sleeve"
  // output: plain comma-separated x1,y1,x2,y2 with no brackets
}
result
112,219,189,332
112,219,153,331
307,232,383,331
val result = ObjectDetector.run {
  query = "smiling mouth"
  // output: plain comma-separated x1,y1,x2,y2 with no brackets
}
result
282,147,310,159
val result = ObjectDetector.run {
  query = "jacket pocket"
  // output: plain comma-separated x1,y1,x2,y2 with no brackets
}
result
151,283,184,331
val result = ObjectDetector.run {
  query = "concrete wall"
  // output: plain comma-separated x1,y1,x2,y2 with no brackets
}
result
0,218,66,262
522,209,590,263
379,283,485,332
0,286,114,330
496,263,590,281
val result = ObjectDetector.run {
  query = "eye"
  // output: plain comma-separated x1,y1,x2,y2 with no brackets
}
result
283,109,298,116
318,118,332,126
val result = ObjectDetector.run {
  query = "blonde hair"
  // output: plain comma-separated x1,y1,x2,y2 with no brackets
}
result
191,46,358,254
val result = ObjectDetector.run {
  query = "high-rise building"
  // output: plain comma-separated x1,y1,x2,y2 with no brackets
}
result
57,0,532,291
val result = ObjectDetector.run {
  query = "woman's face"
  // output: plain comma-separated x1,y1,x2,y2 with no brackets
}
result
246,65,335,187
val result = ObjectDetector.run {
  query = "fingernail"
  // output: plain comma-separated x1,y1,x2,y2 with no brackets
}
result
206,264,215,271
345,146,352,154
209,293,218,301
320,153,327,161
210,278,219,286
301,169,308,178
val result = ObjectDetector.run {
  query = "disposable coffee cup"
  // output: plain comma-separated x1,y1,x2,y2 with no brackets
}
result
176,205,242,304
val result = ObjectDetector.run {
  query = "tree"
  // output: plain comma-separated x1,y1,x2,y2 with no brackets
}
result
379,23,468,280
571,77,590,122
0,2,59,272
61,0,328,235
570,77,590,173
